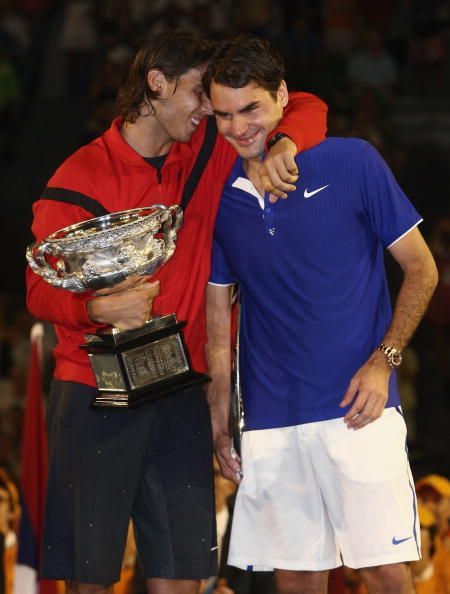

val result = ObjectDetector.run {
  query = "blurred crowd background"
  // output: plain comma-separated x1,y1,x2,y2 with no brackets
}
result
0,0,449,592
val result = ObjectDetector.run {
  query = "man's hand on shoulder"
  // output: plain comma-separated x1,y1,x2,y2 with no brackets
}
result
87,278,160,330
249,136,299,202
339,351,391,430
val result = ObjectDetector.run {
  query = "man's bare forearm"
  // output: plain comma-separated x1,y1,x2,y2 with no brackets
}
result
341,228,438,429
205,285,234,441
206,284,242,482
383,230,438,350
206,344,232,441
382,269,437,350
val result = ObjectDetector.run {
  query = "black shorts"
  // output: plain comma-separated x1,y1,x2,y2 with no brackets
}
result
41,380,217,585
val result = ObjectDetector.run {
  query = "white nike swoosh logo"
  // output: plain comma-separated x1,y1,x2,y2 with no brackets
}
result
304,184,330,198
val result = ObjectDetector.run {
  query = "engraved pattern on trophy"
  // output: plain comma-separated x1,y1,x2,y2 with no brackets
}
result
26,205,182,291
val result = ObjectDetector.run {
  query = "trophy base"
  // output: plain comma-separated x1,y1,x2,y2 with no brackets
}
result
81,314,210,409
91,370,210,408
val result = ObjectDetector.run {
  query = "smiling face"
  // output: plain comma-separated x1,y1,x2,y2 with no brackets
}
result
210,80,288,161
151,65,212,144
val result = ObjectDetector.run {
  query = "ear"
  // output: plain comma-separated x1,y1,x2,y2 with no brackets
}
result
147,69,168,97
278,80,289,108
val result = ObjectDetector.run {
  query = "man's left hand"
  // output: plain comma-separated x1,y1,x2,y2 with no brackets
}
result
339,351,391,430
250,137,299,202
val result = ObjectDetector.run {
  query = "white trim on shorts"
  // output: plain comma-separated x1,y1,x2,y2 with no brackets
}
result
228,407,421,571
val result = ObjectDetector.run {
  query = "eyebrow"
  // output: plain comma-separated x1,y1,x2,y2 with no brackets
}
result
213,100,260,117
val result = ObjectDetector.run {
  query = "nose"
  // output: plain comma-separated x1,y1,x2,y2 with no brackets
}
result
230,115,248,138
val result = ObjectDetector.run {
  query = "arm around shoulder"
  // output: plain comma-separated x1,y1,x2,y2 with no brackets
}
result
271,91,328,153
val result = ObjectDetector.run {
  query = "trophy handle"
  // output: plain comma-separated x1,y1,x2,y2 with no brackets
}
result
26,241,67,288
167,205,183,231
160,205,183,261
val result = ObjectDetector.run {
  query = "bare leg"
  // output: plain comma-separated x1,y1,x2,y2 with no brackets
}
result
359,563,416,594
274,569,329,594
145,578,201,594
65,582,113,594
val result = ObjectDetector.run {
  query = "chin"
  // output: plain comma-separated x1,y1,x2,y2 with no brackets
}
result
176,130,195,143
239,146,264,160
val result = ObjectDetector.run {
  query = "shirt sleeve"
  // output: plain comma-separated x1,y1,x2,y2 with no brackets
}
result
209,238,236,286
26,192,105,332
267,92,328,152
361,143,422,248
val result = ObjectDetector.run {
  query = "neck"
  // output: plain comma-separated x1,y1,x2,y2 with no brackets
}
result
120,114,173,158
244,156,264,195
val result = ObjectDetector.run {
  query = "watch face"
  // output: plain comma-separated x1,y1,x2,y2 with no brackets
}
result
391,351,402,367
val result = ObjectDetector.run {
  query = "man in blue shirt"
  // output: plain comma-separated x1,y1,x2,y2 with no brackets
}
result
204,35,438,594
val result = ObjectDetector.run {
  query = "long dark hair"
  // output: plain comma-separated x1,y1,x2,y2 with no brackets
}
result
116,29,214,123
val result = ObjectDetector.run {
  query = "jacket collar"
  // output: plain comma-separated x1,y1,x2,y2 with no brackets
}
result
103,117,196,167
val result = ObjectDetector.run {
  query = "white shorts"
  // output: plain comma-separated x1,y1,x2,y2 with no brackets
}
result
228,407,421,571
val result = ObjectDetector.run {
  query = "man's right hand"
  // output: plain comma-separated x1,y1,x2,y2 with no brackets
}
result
87,279,160,330
215,434,242,485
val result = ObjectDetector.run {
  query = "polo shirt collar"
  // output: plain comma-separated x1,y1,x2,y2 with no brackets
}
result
103,117,195,167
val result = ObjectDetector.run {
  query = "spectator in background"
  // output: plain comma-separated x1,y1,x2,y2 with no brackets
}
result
410,504,444,594
234,0,282,41
416,474,450,594
407,3,449,94
59,0,98,96
416,218,450,460
323,0,360,56
84,41,134,141
0,468,19,594
282,16,322,90
0,305,33,482
347,89,386,151
387,0,413,68
348,29,397,101
357,0,396,32
0,35,20,162
0,0,29,65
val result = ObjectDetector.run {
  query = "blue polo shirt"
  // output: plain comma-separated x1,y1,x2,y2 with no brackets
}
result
210,138,422,431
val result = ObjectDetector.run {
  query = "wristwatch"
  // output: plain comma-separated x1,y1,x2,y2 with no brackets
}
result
377,343,403,368
267,131,289,149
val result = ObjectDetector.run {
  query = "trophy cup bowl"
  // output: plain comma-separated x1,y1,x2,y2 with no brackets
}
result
26,205,210,408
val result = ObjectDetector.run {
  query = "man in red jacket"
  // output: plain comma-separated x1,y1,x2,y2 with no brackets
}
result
26,29,327,594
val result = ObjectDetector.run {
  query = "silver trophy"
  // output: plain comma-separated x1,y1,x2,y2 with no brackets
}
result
26,205,210,408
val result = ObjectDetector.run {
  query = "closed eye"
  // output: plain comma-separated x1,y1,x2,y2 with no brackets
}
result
213,110,232,120
240,102,259,113
213,101,260,120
